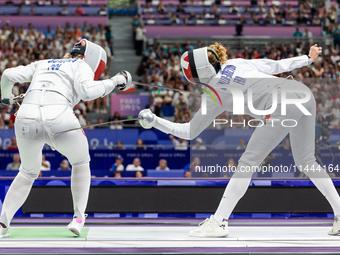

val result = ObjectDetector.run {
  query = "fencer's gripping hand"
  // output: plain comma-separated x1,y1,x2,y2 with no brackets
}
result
308,44,322,63
1,96,15,105
112,70,132,91
138,109,156,129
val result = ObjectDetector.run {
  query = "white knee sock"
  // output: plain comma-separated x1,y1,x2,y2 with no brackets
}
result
303,162,340,216
214,163,254,224
0,172,35,227
71,164,91,220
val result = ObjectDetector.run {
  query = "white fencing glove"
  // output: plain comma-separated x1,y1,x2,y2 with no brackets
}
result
138,109,156,129
112,70,132,91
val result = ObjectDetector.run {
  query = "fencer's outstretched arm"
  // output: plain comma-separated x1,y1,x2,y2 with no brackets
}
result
74,61,131,101
245,56,311,75
1,62,38,99
244,44,322,75
139,95,224,140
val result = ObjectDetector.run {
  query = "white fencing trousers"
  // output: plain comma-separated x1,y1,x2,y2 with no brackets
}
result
214,92,340,223
15,106,90,179
0,105,91,227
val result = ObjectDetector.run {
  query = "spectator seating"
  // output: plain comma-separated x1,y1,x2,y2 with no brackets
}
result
147,170,186,177
0,0,106,4
0,6,104,15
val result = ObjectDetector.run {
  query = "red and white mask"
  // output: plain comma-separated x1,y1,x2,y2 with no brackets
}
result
181,47,217,84
70,39,107,80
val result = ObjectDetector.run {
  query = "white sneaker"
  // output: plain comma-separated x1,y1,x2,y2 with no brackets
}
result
67,215,87,236
189,215,229,238
0,223,10,239
328,215,340,235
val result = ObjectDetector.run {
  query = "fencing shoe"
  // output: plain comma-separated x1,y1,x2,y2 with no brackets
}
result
67,214,87,236
328,215,340,235
0,223,10,238
189,215,229,237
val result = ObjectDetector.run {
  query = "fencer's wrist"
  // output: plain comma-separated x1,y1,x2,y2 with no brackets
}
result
307,55,312,65
102,79,115,97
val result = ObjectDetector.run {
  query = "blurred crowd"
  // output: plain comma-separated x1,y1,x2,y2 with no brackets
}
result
141,0,338,26
0,21,114,130
2,0,99,6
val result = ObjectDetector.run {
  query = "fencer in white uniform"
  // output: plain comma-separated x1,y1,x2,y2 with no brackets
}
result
0,39,132,238
138,44,340,237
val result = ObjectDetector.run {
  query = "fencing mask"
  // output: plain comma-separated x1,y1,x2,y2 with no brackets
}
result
70,39,107,80
181,47,221,84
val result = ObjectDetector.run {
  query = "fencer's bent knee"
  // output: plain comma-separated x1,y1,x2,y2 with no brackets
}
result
232,161,255,178
19,166,40,180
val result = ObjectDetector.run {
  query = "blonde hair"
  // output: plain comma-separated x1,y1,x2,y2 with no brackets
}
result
63,40,86,59
208,42,228,66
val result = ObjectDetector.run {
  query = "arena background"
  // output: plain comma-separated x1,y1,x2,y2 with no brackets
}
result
1,0,340,253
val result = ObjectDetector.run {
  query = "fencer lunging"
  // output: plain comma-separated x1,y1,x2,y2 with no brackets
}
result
0,39,132,238
138,43,340,237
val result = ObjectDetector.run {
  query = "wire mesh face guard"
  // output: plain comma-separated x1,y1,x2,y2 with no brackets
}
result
181,47,220,84
70,39,107,80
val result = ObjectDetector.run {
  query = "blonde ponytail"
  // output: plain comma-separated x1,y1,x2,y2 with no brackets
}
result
208,42,228,66
63,40,86,59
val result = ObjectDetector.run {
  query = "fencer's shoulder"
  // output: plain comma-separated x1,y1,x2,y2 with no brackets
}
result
76,59,92,71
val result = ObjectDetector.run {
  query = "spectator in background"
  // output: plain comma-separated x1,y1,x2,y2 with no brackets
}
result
104,25,114,57
98,6,107,16
33,0,42,5
114,172,122,178
192,137,207,150
226,158,237,170
132,14,141,49
303,27,313,44
0,118,8,130
95,118,107,129
293,26,303,38
41,155,51,171
171,14,181,24
30,7,36,15
236,138,246,150
7,137,18,150
135,171,143,177
156,159,170,170
184,171,192,178
19,0,30,5
296,13,308,24
84,0,91,5
74,6,85,15
14,6,23,15
176,4,186,13
157,2,166,13
58,159,71,170
135,24,146,56
116,141,126,150
229,3,239,14
109,120,123,130
135,138,146,150
59,5,69,15
143,4,153,13
281,137,291,150
169,135,188,150
110,155,124,172
126,158,144,171
45,0,53,5
6,154,20,170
